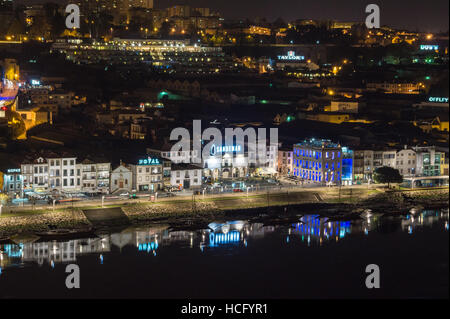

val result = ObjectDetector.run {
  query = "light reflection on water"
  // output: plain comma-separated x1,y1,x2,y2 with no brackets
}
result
0,209,448,274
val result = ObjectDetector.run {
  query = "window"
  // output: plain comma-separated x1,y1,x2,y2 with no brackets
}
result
63,160,67,166
70,160,75,165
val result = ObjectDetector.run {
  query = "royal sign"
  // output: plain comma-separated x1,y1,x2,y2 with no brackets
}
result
138,157,161,165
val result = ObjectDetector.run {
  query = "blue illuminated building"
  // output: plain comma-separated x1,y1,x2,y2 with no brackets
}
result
341,147,354,185
292,138,342,185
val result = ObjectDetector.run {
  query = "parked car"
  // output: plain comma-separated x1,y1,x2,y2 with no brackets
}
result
233,188,244,192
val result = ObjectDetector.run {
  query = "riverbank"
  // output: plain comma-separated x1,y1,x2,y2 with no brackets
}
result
0,187,448,238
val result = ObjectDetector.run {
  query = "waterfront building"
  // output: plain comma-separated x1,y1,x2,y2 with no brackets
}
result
110,164,133,193
20,154,112,194
170,163,202,190
277,148,293,176
413,146,446,177
395,147,416,177
0,167,22,196
129,155,163,192
353,150,374,183
341,147,354,186
80,159,111,194
292,139,343,185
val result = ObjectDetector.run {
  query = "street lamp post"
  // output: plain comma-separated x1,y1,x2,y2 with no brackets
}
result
101,195,105,208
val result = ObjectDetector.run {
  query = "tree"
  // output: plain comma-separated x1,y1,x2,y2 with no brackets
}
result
373,166,403,188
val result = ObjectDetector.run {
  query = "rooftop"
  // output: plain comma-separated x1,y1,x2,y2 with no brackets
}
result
294,138,340,149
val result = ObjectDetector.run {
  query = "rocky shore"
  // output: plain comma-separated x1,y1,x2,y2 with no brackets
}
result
0,188,448,238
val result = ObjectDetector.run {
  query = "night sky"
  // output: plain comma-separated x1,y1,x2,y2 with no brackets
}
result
16,0,450,33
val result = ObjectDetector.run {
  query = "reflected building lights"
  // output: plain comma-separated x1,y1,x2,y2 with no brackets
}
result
0,210,447,271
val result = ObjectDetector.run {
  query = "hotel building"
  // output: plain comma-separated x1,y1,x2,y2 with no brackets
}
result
292,139,343,185
129,155,163,192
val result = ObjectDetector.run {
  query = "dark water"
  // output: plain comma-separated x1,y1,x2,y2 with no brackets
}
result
0,209,448,299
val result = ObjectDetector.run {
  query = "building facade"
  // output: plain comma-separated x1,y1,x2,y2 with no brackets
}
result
293,139,343,185
170,164,202,189
110,164,133,193
130,155,163,192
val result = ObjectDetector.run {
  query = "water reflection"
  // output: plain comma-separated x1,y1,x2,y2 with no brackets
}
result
0,209,448,274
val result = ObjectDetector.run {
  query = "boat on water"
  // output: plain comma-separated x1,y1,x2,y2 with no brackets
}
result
36,227,96,241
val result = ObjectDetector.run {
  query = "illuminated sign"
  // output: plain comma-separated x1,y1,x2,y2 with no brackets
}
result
428,97,449,103
138,157,161,165
420,44,439,51
31,79,41,85
277,51,305,61
210,144,242,156
209,231,240,246
7,168,21,173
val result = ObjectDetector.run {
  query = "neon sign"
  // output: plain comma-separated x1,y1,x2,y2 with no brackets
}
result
277,51,305,61
138,157,161,165
210,144,242,156
420,45,439,51
428,97,448,103
7,168,21,173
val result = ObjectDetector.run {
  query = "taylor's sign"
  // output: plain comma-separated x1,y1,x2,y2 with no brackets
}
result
277,51,305,61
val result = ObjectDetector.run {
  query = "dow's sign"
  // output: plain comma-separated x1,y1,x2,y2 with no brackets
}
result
420,45,439,51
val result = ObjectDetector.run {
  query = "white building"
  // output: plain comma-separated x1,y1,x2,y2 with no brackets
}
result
80,159,111,194
20,154,110,194
170,164,202,190
396,147,416,177
110,164,133,193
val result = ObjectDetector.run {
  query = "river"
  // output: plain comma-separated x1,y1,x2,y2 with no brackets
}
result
0,209,448,299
